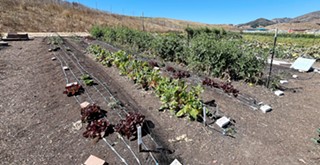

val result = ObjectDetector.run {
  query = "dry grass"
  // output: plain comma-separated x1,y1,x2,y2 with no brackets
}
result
1,0,315,33
266,22,320,30
0,0,236,32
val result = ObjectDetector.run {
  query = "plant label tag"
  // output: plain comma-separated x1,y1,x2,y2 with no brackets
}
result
137,126,142,151
84,155,106,165
203,106,206,125
279,80,288,84
274,90,284,96
80,101,90,109
170,159,182,165
260,105,272,113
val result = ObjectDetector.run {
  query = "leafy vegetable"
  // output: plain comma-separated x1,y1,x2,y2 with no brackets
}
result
202,77,239,97
88,45,206,120
311,128,320,144
114,112,145,139
172,70,190,79
83,118,111,139
63,83,83,96
81,104,105,123
81,74,94,86
148,60,159,68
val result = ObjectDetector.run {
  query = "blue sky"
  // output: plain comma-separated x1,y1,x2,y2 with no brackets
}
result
67,0,319,24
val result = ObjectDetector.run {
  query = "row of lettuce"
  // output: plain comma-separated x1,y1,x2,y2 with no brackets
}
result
90,26,266,82
88,45,205,120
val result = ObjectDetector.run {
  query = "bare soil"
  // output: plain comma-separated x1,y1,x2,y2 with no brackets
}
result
1,38,320,165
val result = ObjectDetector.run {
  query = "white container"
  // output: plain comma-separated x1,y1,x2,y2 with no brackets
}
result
274,90,284,96
80,101,90,109
63,66,69,70
260,105,272,113
66,82,74,87
170,159,182,165
66,82,78,87
216,116,230,128
279,80,288,84
292,75,298,78
51,57,56,61
84,155,106,165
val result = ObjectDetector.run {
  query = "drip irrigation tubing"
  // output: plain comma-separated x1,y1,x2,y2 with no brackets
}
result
63,37,167,147
51,44,140,165
60,38,160,164
91,39,262,110
51,36,160,164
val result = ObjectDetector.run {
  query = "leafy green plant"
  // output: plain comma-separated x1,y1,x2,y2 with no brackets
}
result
90,26,267,82
154,33,186,63
90,25,104,39
81,74,94,86
311,128,320,144
89,45,206,120
48,36,64,45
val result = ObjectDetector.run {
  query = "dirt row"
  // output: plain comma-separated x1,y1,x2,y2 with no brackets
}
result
0,38,319,165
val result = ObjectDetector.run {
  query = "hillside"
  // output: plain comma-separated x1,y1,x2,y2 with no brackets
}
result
267,11,320,30
240,11,320,30
290,10,320,23
0,0,236,32
238,18,276,28
271,17,292,23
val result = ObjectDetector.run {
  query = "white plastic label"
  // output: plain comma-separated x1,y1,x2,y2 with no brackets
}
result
137,126,142,145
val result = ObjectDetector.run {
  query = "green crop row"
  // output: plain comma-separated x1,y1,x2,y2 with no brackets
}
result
88,44,205,120
90,26,266,82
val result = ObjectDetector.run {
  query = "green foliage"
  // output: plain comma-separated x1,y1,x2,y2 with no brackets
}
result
311,128,320,144
90,26,155,52
154,33,186,62
185,27,228,39
89,45,205,120
48,36,63,45
187,34,265,81
90,26,266,82
244,32,320,39
90,25,104,39
81,74,94,86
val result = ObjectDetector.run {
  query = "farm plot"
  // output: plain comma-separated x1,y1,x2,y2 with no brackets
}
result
82,33,320,164
0,37,320,165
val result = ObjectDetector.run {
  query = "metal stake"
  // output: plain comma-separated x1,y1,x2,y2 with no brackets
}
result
137,126,142,152
267,28,278,88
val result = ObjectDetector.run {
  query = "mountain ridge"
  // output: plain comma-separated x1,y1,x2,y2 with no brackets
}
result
239,11,320,29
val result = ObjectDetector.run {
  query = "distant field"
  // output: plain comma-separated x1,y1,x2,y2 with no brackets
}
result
243,33,320,47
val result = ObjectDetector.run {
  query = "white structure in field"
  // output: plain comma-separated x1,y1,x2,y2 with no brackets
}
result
260,105,272,113
216,116,230,128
